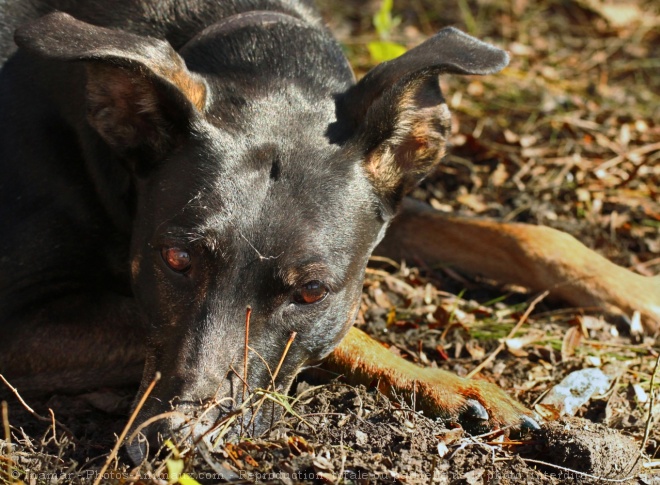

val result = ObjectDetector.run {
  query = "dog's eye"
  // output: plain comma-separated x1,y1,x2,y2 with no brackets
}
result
293,280,328,305
161,247,191,273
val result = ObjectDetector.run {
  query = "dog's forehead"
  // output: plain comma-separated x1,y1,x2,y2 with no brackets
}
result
202,89,367,205
155,112,377,255
198,143,371,237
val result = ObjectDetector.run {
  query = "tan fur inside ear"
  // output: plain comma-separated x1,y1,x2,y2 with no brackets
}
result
147,52,207,112
365,81,451,195
167,69,207,111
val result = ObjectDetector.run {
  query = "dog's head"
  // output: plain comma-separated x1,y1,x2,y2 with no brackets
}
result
15,12,508,461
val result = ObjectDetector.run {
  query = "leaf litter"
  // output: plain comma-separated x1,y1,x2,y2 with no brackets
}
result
1,0,659,483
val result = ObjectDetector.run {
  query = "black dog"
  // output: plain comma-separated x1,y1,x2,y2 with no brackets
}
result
0,0,542,461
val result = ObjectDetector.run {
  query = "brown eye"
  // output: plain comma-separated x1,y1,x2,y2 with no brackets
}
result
161,247,191,273
294,280,328,305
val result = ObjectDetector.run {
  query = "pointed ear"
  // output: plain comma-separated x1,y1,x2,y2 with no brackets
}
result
332,27,509,209
15,12,208,160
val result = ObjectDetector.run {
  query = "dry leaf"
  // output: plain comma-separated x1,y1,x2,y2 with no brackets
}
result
465,340,485,360
561,326,583,360
490,163,508,187
534,403,562,421
288,435,313,455
372,287,392,309
504,129,519,144
467,80,484,97
575,0,645,28
456,193,488,213
632,384,648,403
505,330,544,356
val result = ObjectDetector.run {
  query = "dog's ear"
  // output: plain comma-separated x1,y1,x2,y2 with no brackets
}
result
15,12,207,160
333,27,508,210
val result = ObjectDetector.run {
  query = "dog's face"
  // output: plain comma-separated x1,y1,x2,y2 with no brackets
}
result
16,12,508,460
127,94,385,444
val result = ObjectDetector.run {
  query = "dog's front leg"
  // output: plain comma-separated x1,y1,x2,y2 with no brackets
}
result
376,198,660,333
325,326,537,433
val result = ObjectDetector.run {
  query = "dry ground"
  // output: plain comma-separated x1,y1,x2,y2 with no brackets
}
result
1,0,659,483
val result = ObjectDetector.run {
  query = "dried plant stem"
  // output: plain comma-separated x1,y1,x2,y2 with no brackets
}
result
242,306,252,406
641,353,660,452
246,331,297,430
1,401,11,484
2,401,10,447
239,306,252,436
48,409,59,446
271,331,297,383
0,374,75,441
126,410,188,447
467,291,548,379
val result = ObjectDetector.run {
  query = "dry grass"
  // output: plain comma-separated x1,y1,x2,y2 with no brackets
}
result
1,0,658,483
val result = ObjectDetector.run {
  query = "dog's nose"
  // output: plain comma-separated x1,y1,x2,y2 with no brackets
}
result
125,406,221,463
124,404,279,465
124,380,280,465
126,435,149,464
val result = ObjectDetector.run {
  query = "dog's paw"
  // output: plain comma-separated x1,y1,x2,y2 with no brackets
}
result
380,367,538,435
330,327,539,434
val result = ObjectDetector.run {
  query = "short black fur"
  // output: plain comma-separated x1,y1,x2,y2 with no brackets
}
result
0,0,510,462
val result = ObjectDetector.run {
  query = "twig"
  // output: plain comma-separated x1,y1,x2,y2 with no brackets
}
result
247,331,297,430
337,432,347,485
242,307,251,409
641,353,660,452
241,306,252,436
368,255,400,268
1,401,12,484
583,340,652,350
441,288,467,341
467,291,548,378
594,141,660,173
182,387,235,450
245,346,274,388
126,410,188,446
229,365,250,394
428,455,437,485
48,409,59,446
2,401,9,448
270,332,297,387
364,267,395,278
627,256,660,272
523,457,634,483
0,374,76,441
93,371,161,485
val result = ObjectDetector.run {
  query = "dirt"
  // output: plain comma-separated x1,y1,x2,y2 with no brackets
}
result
1,0,659,483
535,417,642,480
3,383,647,484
